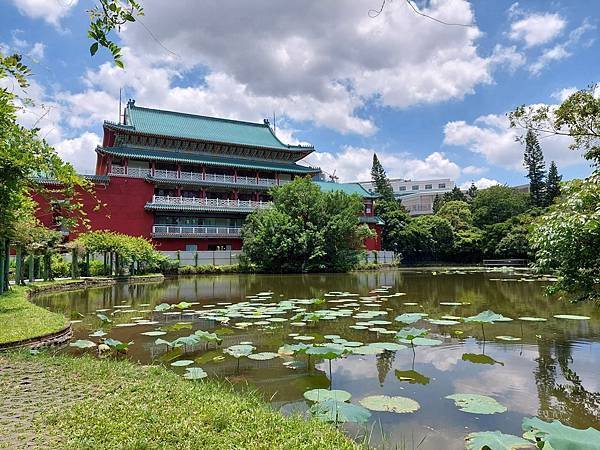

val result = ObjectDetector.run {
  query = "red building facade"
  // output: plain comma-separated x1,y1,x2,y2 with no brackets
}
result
35,101,382,251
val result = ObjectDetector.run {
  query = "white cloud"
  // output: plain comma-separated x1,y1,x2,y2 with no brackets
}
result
552,86,577,102
53,132,102,173
508,12,566,47
10,0,79,28
462,165,487,175
302,147,461,183
489,44,526,72
443,109,582,171
28,42,45,60
459,178,500,190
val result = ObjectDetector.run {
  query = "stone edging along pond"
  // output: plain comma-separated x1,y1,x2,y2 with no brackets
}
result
0,274,165,351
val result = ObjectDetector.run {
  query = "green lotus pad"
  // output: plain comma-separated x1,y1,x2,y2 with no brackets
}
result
553,314,590,320
465,431,532,450
445,393,507,414
518,316,547,322
495,335,521,341
303,389,352,402
309,399,371,423
359,395,420,413
247,352,279,361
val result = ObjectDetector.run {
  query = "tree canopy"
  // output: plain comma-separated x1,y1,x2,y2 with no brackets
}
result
471,185,529,228
241,177,372,273
523,130,546,207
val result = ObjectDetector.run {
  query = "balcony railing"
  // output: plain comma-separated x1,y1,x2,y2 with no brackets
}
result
147,195,272,211
110,166,290,187
152,225,242,238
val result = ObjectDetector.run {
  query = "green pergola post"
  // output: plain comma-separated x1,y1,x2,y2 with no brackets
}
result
0,239,5,294
15,246,22,286
71,248,79,279
3,240,10,292
109,252,114,276
28,254,35,283
85,251,90,277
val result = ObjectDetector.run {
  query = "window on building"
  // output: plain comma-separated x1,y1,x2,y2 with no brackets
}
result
425,184,432,189
185,244,198,252
365,206,372,214
412,185,419,190
398,186,406,191
438,183,446,189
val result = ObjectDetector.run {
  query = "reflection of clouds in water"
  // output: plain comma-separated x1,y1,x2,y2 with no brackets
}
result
418,344,464,371
567,342,600,393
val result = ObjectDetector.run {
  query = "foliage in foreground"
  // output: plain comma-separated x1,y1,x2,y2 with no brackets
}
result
2,352,357,450
242,177,372,272
0,287,67,344
530,178,600,301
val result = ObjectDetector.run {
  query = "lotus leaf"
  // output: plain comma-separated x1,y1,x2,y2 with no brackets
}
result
395,313,425,324
369,342,406,351
428,319,461,325
351,345,383,355
465,431,533,450
396,328,428,341
183,367,208,380
309,399,371,423
70,339,97,349
140,331,167,336
522,417,600,450
446,393,507,414
464,310,508,324
496,335,521,341
224,344,255,358
174,301,194,310
171,359,194,367
96,313,112,323
293,335,315,341
395,369,430,385
518,317,547,322
359,395,420,413
154,303,171,312
247,352,279,361
89,330,107,337
439,302,462,306
303,389,351,402
553,314,590,320
305,345,345,359
194,330,222,342
104,338,132,351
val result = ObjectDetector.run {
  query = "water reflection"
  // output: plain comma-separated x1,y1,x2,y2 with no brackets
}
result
34,269,600,449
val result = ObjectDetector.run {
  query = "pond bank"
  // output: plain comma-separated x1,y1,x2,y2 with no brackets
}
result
0,352,358,449
0,274,164,348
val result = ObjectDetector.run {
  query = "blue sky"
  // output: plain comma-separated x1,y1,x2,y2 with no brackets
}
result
1,0,598,187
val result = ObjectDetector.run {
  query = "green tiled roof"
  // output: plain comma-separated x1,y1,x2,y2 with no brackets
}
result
100,146,319,174
359,215,384,225
313,181,379,199
112,102,313,152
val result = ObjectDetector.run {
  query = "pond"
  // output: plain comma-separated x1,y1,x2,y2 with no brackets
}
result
35,268,600,449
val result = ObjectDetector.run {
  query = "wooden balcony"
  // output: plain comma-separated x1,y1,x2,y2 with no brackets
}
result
145,195,272,212
152,225,242,238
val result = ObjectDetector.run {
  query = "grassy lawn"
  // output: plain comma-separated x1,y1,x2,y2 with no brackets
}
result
0,352,358,449
0,287,68,345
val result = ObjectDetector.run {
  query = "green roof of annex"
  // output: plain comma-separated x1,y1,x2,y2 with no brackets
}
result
106,100,314,153
313,181,379,199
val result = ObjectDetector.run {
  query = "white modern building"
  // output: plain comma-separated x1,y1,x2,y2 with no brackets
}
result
359,178,455,215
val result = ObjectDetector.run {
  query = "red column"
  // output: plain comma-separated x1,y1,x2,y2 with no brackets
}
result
202,164,206,180
177,162,181,179
151,161,156,176
256,171,259,183
234,169,237,182
176,186,181,197
107,156,113,175
124,157,128,175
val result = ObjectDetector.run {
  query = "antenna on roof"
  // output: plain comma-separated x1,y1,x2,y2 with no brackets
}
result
272,111,276,136
118,88,122,125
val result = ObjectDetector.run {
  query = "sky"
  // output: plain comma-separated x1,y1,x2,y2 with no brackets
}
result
1,0,598,188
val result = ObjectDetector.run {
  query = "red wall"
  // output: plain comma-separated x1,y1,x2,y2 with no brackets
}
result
364,224,382,251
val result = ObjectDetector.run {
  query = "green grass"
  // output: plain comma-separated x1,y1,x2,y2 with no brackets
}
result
0,287,68,344
2,352,359,449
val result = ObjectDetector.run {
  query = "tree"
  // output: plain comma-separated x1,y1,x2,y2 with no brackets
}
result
471,185,529,228
530,179,600,301
397,215,454,261
433,186,468,212
546,161,562,205
509,84,600,168
437,200,473,231
377,200,411,253
241,177,372,273
524,130,546,207
466,183,478,200
370,154,394,201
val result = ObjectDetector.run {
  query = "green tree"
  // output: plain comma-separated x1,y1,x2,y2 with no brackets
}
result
370,154,394,201
377,200,411,253
397,215,454,261
437,200,472,231
433,186,468,212
241,178,372,273
471,185,529,228
524,129,546,207
453,228,483,262
530,179,600,301
509,83,600,168
466,182,478,200
545,161,562,205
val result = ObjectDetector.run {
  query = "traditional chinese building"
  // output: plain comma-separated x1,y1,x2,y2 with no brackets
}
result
35,101,382,251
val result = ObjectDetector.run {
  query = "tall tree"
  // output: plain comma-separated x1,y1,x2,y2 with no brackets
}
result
546,161,562,205
524,129,546,207
466,183,478,200
370,154,394,201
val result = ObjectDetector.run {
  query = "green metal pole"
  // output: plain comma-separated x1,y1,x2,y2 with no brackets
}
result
15,246,22,286
3,239,10,292
43,253,49,281
85,252,90,277
28,254,35,283
0,240,5,294
71,248,79,279
110,252,114,276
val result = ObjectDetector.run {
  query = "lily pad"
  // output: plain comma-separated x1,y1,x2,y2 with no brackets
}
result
369,342,406,351
310,399,371,423
439,302,462,306
465,310,509,324
224,344,255,358
283,360,307,370
465,431,533,450
522,416,600,450
293,335,315,341
518,316,547,322
395,313,425,324
140,331,167,337
170,359,194,367
154,303,171,312
428,319,461,326
553,314,590,320
247,352,279,361
89,330,107,337
462,353,504,366
496,335,521,341
303,389,352,402
70,339,97,349
359,395,420,413
183,367,208,380
446,393,507,414
396,327,428,341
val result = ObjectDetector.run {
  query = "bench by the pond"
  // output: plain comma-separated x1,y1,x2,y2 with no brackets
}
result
483,259,528,267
